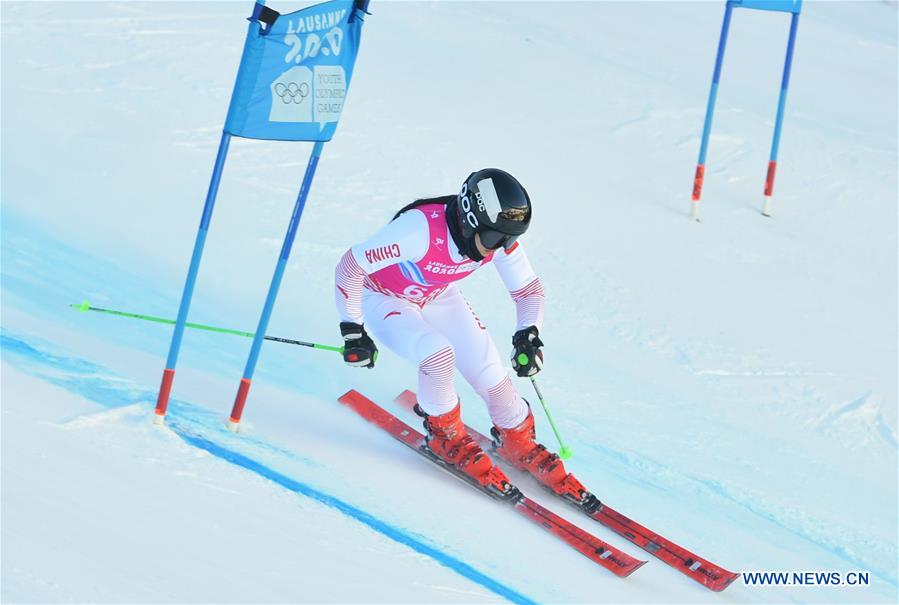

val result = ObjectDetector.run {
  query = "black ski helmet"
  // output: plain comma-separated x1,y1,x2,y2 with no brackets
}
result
447,168,531,261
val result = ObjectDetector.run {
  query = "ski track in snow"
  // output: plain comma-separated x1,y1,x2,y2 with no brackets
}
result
1,332,535,605
575,428,898,588
172,432,536,605
3,325,897,599
0,333,320,470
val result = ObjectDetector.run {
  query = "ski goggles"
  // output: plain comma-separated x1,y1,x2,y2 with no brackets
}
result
479,229,519,251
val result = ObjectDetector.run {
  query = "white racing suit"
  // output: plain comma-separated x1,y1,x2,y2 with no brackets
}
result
334,202,544,428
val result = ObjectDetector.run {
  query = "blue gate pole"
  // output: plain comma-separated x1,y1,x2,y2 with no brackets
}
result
692,1,735,221
762,12,800,217
154,132,232,424
228,140,325,431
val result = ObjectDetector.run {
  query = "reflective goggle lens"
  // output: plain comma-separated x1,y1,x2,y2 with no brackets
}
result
479,230,519,250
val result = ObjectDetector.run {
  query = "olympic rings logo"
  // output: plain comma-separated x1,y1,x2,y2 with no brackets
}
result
274,82,310,104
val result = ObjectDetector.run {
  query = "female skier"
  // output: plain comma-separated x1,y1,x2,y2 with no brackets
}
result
334,168,588,503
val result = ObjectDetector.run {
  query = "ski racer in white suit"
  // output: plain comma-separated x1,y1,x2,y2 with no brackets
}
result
334,169,588,503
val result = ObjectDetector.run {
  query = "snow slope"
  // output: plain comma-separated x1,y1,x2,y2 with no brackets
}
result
1,358,516,604
2,1,896,603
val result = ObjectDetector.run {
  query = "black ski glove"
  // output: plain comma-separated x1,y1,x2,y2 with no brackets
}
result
511,326,544,377
340,322,378,369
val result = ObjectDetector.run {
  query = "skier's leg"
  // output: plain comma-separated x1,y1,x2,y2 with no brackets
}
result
424,287,589,503
361,290,456,415
362,290,512,492
421,286,528,429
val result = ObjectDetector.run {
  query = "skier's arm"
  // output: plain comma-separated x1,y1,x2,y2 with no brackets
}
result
334,210,428,324
493,242,545,376
492,242,545,332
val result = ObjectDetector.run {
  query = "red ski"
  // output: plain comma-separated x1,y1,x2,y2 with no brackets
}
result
338,390,646,578
394,390,739,592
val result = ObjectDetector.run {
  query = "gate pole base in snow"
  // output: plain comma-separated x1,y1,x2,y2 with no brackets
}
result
226,141,325,431
228,378,252,432
691,164,705,221
762,160,777,216
153,132,232,425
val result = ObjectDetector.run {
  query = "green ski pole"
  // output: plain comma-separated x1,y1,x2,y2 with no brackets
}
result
70,301,343,354
516,358,573,460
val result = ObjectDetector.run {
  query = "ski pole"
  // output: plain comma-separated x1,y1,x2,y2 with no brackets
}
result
526,375,573,460
70,301,344,353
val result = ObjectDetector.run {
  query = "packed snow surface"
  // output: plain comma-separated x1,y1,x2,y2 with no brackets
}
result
2,1,896,603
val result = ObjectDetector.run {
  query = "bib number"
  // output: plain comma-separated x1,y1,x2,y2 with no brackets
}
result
403,285,425,300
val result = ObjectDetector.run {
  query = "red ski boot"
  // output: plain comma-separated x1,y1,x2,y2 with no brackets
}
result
492,408,593,507
415,402,516,499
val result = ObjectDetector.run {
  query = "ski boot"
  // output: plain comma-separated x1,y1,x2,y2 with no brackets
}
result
414,402,518,501
492,408,598,510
